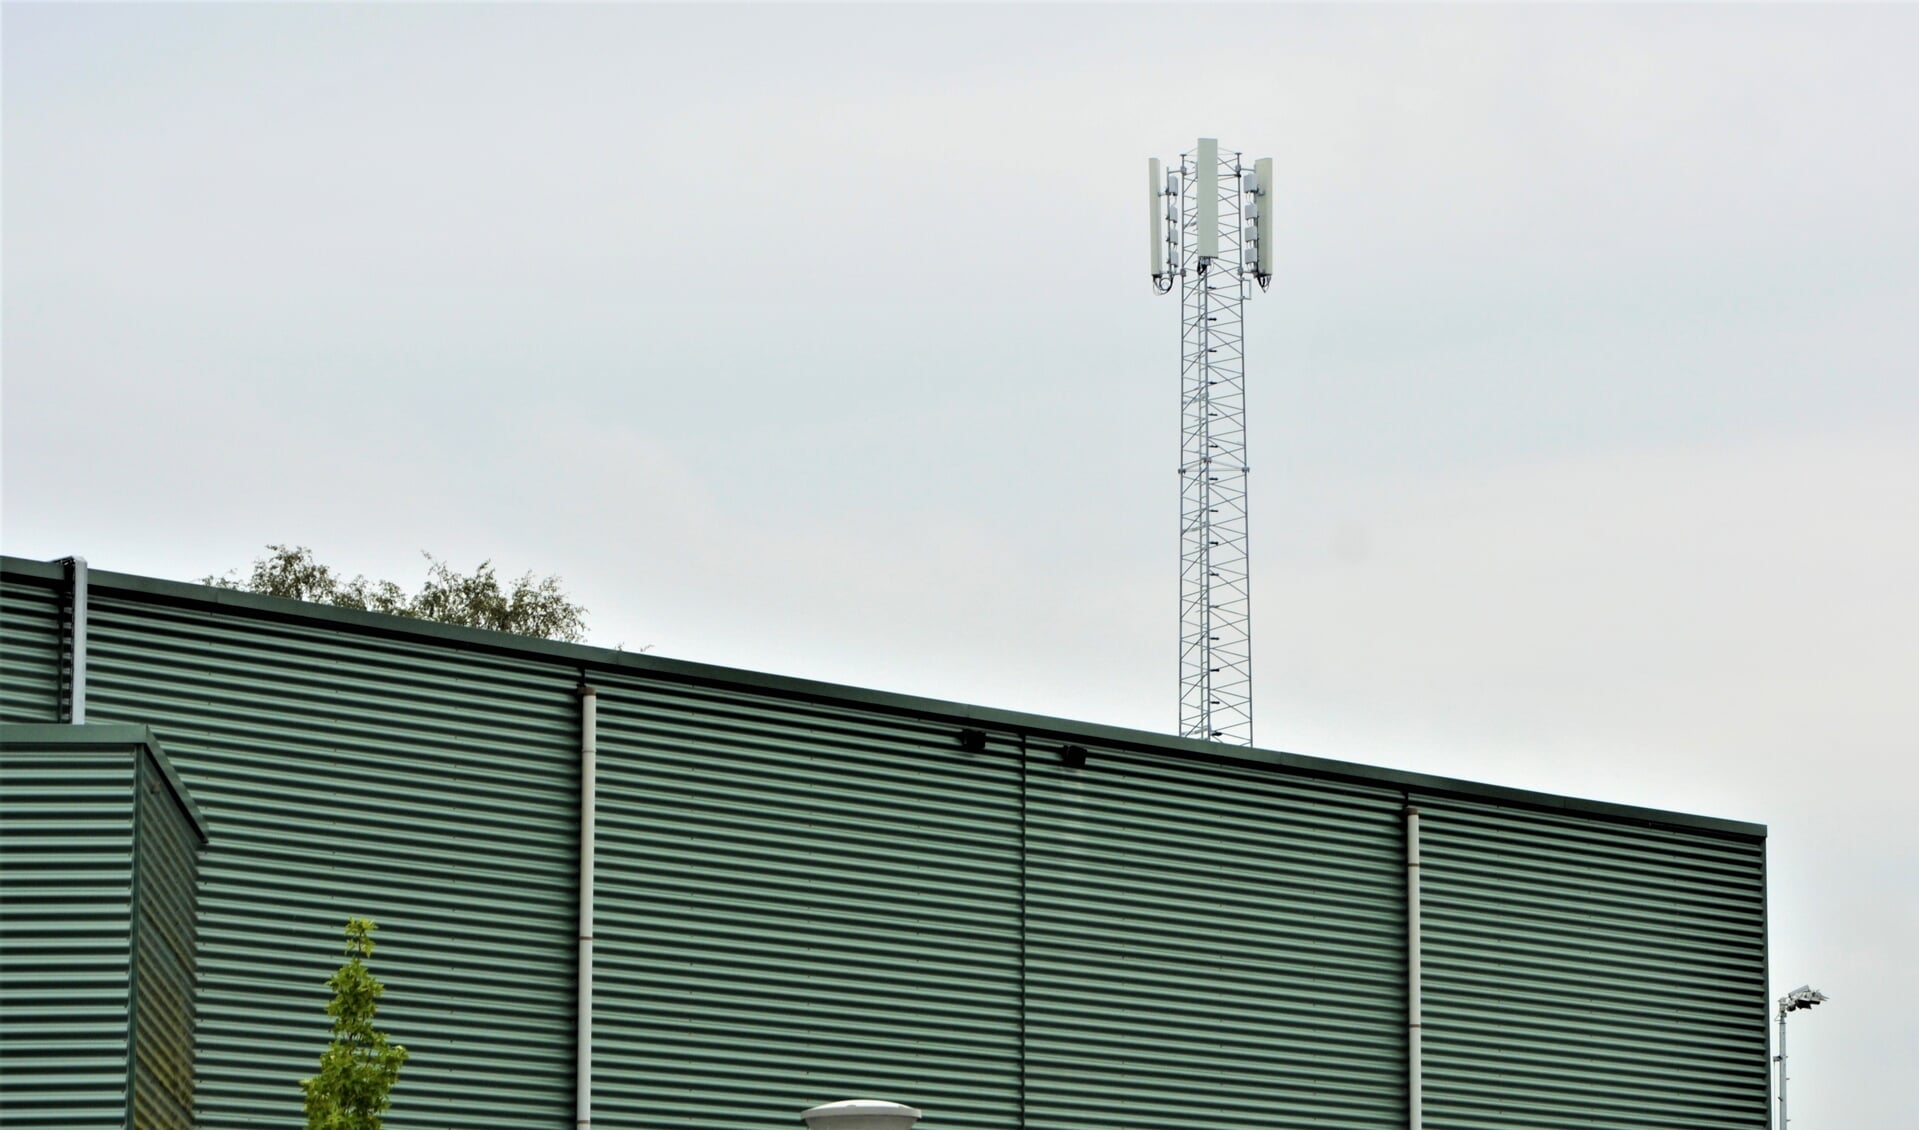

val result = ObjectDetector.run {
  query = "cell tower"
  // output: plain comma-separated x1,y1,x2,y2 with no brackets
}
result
1149,138,1273,746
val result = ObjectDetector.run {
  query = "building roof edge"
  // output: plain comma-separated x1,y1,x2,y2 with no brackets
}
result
1,554,1766,840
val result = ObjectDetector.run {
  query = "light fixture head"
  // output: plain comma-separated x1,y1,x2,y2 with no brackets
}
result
1780,985,1828,1012
801,1100,923,1130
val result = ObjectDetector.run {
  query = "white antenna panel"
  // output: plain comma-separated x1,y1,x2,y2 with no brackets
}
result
1196,138,1219,259
1255,157,1275,277
1149,158,1164,278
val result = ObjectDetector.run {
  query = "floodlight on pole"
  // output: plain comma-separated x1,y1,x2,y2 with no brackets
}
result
1148,138,1274,747
1775,985,1827,1130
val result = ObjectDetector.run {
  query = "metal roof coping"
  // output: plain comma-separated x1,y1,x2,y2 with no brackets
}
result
0,721,211,843
1,555,1765,840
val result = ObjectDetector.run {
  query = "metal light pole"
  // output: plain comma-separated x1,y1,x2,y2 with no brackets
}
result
1775,985,1827,1129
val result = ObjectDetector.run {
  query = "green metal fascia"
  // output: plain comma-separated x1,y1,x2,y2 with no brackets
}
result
1413,795,1768,1128
0,572,64,724
0,723,205,1130
0,556,1766,841
127,738,146,1130
0,734,139,1126
1024,743,1407,1130
1,723,210,844
591,672,1024,1130
133,745,200,1130
73,590,585,1130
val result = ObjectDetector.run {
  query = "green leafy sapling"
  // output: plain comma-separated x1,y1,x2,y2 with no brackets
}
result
300,918,409,1130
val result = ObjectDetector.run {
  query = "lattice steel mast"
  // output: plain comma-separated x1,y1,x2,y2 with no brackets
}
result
1150,139,1273,745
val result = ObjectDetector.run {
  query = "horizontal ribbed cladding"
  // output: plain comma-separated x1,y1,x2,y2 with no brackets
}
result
1417,799,1768,1130
134,746,201,1130
1,574,63,723
1025,746,1405,1130
0,743,134,1127
593,675,1022,1130
84,593,582,1130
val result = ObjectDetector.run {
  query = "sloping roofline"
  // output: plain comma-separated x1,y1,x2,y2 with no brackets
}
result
3,554,1765,839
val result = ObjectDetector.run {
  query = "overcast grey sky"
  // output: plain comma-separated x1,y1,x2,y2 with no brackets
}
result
4,3,1915,1123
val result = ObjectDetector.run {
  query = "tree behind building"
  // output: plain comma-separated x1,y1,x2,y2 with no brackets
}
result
203,545,587,642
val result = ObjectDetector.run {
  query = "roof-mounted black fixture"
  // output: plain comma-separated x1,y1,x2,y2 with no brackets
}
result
957,729,988,753
1060,744,1088,768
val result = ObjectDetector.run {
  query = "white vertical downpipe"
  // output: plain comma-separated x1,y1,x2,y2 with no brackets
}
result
1406,806,1423,1130
578,684,597,1130
64,556,88,724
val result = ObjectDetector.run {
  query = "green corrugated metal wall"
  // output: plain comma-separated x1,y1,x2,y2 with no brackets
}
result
1025,745,1405,1130
0,741,134,1126
134,747,202,1130
0,560,1771,1130
594,675,1023,1130
0,727,204,1130
0,574,63,723
1417,798,1769,1129
84,592,583,1130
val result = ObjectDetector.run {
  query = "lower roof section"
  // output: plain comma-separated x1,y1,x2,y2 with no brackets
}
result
0,721,210,843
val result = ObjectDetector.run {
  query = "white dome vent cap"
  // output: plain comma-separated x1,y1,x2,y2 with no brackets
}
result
800,1099,924,1130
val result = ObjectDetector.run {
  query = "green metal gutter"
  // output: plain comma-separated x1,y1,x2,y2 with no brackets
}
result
0,555,1764,840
